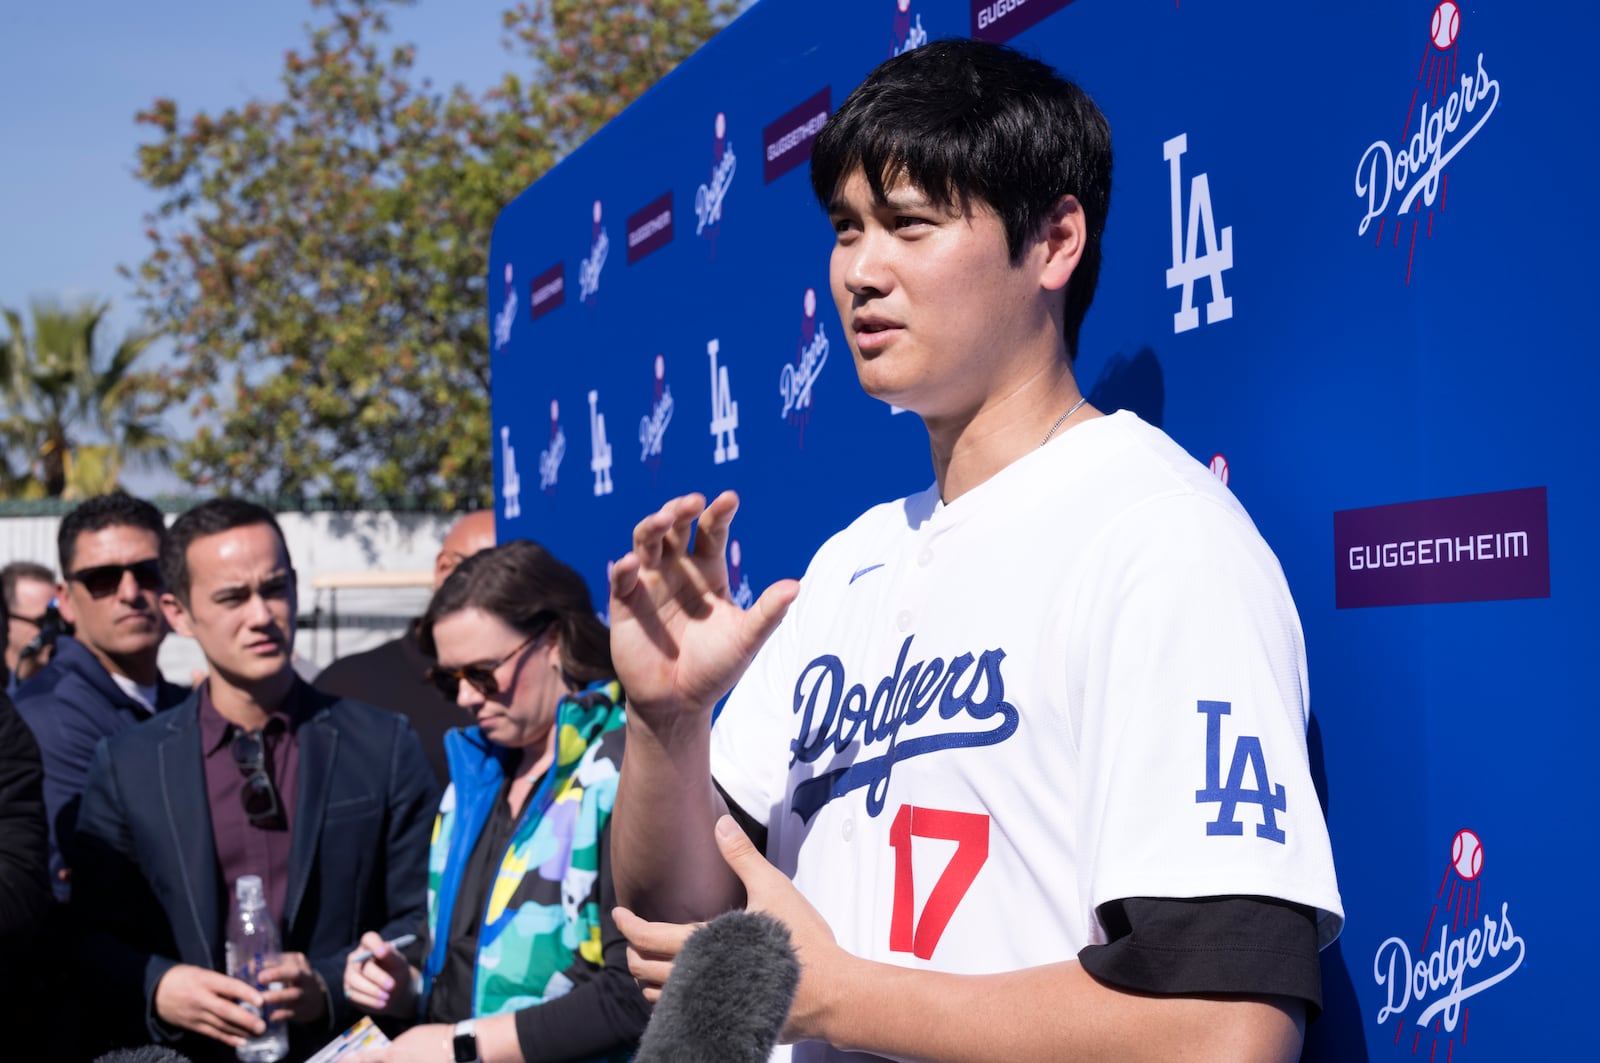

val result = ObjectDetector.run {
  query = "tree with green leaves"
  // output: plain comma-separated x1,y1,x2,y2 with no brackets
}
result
0,299,170,499
128,0,739,509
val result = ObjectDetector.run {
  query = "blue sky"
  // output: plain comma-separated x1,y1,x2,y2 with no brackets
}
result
0,0,529,492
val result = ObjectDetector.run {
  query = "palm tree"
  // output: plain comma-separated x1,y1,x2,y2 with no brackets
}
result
1,299,171,498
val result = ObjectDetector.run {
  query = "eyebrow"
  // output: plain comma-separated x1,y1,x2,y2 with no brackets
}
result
209,571,292,600
828,188,936,216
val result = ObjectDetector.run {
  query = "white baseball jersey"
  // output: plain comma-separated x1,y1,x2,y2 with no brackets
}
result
711,411,1343,1063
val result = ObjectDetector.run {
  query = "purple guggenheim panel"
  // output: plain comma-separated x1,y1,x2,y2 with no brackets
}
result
763,87,831,184
1333,486,1549,608
971,0,1079,43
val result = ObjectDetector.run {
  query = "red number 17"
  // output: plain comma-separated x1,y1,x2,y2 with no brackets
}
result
888,805,990,960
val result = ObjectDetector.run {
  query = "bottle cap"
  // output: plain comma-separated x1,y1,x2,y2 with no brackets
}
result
236,874,266,909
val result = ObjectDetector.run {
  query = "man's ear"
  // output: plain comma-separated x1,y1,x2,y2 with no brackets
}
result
1038,194,1087,293
56,585,78,627
160,592,195,640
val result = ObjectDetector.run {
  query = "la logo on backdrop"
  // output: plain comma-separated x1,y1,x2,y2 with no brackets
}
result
539,399,565,494
639,354,674,471
1354,1,1500,283
579,200,609,303
696,112,736,248
493,263,517,351
1373,830,1525,1059
500,426,521,519
890,0,927,55
780,287,828,444
588,389,613,497
1164,132,1234,335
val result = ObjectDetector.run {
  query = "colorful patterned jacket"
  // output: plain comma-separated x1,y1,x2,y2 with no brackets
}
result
421,680,628,1039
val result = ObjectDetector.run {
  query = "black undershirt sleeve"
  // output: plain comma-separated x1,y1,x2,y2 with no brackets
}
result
715,778,768,854
1077,895,1323,1018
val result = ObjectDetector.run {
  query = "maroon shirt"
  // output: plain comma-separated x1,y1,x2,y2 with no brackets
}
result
199,682,306,929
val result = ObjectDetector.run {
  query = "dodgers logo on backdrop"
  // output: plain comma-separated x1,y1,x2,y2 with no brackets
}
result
539,399,565,494
891,0,927,56
696,112,736,242
1353,2,1499,283
1373,830,1525,1058
639,354,674,466
579,200,609,303
493,263,518,351
500,426,521,519
788,635,1021,823
728,539,753,609
1164,134,1233,334
587,389,613,497
707,337,740,464
780,287,828,442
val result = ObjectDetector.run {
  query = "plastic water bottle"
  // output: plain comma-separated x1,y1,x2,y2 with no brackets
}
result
226,875,289,1063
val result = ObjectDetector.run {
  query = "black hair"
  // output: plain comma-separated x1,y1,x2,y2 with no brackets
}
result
810,38,1113,359
57,492,166,574
160,498,290,607
2,560,55,609
418,539,612,689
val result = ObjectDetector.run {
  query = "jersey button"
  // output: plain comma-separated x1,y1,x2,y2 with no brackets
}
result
896,610,912,631
841,818,854,841
918,547,934,567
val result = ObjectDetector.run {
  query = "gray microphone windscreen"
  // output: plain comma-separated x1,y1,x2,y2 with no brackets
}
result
635,909,801,1063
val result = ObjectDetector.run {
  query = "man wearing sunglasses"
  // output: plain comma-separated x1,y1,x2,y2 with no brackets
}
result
73,498,437,1062
3,560,60,694
15,493,190,902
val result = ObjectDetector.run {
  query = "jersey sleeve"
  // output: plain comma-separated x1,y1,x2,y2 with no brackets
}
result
1067,491,1343,948
710,579,806,830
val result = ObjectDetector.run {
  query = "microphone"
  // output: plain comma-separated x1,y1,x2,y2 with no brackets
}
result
634,909,801,1063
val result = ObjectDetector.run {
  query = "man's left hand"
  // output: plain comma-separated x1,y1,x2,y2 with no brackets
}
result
259,952,329,1025
617,815,846,1044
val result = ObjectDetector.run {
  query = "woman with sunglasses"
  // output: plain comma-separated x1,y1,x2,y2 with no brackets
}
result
342,540,648,1063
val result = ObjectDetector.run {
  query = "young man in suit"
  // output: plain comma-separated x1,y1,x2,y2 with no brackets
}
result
74,498,439,1062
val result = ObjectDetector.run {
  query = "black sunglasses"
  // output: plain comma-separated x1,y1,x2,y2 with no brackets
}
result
427,624,549,701
231,728,284,829
68,559,163,599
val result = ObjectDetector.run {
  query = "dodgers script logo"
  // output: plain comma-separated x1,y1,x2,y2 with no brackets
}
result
891,0,927,55
1373,829,1525,1058
1354,2,1499,284
493,263,517,351
696,112,736,240
578,200,609,303
538,399,565,494
1164,133,1233,334
639,354,674,465
728,539,753,609
587,389,613,497
779,288,828,441
788,635,1020,823
500,426,521,519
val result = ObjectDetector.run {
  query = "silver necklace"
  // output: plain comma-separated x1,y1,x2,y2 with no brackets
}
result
1039,395,1089,448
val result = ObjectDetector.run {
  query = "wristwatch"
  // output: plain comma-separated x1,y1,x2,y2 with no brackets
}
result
452,1019,479,1063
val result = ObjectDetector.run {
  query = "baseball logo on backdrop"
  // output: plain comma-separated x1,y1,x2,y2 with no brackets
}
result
1372,829,1524,1059
587,389,613,497
707,337,740,464
639,354,674,467
579,199,609,303
891,0,927,56
539,399,565,494
494,262,518,351
728,539,754,609
500,426,521,520
1164,133,1234,334
1353,1,1499,283
780,287,829,444
696,112,737,243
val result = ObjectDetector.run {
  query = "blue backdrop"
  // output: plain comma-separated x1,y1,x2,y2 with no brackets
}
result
489,2,1594,1057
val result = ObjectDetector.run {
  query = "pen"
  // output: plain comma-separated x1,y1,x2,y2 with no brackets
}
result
349,933,417,964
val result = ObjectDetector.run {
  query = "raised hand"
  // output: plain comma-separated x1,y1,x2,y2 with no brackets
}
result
609,492,798,719
152,963,266,1047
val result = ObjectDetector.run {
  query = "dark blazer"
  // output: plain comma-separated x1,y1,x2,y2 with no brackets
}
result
15,634,189,895
73,682,440,1062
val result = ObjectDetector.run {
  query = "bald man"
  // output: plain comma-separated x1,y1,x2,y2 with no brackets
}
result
314,511,497,784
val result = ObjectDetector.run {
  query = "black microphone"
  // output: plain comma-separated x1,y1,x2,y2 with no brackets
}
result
635,909,801,1063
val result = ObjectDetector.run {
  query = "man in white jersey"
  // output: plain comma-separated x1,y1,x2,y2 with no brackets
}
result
609,39,1342,1062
